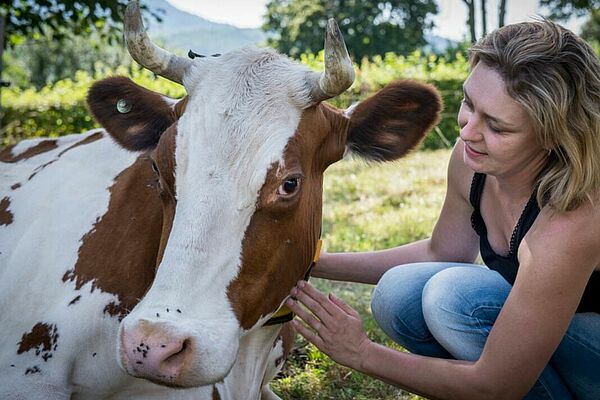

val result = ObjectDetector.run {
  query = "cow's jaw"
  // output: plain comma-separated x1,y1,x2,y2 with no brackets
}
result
118,48,311,387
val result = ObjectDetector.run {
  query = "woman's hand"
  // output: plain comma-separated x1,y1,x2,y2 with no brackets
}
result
286,280,373,370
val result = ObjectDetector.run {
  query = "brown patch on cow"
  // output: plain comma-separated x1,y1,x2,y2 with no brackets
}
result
212,385,220,400
10,183,21,190
17,323,59,360
103,301,129,321
0,197,14,226
228,105,348,329
62,154,166,318
0,140,58,163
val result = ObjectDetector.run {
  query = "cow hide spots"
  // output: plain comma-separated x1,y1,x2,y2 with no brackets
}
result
0,140,58,163
17,322,59,363
0,197,14,226
62,155,163,320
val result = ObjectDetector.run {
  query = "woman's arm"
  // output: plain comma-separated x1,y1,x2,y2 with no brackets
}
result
313,140,480,284
288,200,600,399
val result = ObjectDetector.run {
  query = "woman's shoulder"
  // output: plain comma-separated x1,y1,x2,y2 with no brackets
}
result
528,196,600,267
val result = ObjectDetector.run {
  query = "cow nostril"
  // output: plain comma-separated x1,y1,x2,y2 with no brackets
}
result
163,338,192,369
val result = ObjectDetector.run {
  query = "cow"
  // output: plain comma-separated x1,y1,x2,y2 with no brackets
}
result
0,1,441,399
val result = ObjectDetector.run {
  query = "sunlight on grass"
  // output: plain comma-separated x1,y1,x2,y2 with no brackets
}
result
272,149,452,399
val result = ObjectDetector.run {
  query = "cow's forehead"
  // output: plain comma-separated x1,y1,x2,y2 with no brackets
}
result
174,47,315,194
183,48,312,116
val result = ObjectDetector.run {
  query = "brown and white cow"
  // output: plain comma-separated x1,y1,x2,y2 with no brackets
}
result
0,2,441,399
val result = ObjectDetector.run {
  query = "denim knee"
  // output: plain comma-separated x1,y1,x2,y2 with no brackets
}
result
371,262,469,358
421,266,510,361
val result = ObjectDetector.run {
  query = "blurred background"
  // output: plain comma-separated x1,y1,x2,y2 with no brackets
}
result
0,0,597,148
1,2,597,398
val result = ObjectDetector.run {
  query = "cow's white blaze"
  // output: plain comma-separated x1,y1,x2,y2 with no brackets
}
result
120,48,314,381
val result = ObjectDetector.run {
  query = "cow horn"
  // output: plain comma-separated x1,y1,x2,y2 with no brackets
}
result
307,19,355,104
124,1,192,85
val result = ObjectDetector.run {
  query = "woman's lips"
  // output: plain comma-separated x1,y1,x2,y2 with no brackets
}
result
465,143,487,158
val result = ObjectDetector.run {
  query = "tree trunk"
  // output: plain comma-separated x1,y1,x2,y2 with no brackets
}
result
468,0,476,43
498,0,507,27
480,0,487,37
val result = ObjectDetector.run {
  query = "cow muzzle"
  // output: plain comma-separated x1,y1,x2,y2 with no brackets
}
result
118,318,238,387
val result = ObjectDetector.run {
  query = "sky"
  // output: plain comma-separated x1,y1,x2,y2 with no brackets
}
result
168,0,588,41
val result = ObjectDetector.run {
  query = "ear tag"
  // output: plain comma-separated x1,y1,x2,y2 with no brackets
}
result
117,99,132,114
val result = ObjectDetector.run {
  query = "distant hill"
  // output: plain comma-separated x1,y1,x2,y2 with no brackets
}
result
143,0,267,55
142,0,454,56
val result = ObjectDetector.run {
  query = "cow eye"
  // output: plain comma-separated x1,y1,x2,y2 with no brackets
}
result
277,176,301,197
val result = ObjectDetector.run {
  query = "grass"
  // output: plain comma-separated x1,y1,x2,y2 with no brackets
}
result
271,148,452,399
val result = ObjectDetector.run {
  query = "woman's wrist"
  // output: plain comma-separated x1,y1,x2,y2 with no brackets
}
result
356,339,378,374
311,251,333,278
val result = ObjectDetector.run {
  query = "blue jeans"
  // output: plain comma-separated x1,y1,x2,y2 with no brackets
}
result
371,262,600,399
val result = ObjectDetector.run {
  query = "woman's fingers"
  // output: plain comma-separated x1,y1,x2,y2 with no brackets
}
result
287,296,328,333
290,281,335,324
291,320,325,348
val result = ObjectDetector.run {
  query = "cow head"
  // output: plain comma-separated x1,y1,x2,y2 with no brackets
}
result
87,1,441,388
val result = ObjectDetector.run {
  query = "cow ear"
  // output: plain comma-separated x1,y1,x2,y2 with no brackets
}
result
346,80,442,161
87,76,183,151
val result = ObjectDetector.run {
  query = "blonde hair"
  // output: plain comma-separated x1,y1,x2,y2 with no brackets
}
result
469,20,600,212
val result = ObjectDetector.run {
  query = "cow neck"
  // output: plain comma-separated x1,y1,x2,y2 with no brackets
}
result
263,239,322,326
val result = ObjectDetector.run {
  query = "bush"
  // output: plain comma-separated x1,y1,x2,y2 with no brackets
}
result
1,51,466,149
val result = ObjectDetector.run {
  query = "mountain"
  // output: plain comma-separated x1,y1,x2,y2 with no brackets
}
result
143,0,267,55
141,0,455,56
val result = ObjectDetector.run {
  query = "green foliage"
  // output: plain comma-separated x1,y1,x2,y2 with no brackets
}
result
581,9,600,45
1,66,184,146
263,0,438,60
1,50,466,149
2,1,165,48
271,150,451,399
5,31,130,90
3,1,128,48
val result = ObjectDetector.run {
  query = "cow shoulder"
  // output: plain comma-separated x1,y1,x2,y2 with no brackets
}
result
87,76,185,151
346,80,442,161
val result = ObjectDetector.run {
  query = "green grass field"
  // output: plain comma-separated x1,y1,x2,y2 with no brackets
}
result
271,148,452,399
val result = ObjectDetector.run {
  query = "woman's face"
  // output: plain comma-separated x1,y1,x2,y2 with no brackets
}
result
457,62,546,179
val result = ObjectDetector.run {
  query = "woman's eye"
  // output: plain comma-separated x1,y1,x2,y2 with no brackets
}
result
278,177,301,196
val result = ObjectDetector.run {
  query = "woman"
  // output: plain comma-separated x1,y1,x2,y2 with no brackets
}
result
286,20,600,399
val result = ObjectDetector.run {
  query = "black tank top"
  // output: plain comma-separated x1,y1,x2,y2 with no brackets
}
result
470,172,599,313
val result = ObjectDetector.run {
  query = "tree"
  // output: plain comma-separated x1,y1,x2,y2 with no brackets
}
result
462,0,477,43
0,1,161,133
539,0,599,20
580,9,599,45
262,0,438,60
